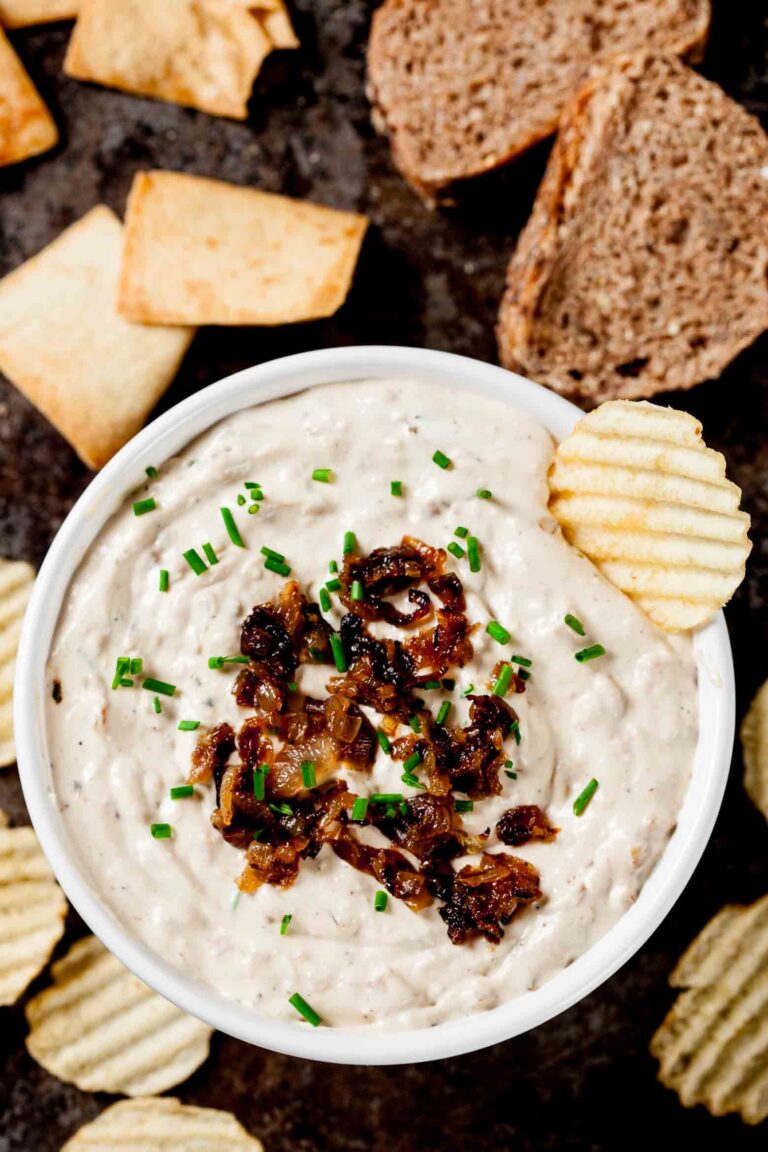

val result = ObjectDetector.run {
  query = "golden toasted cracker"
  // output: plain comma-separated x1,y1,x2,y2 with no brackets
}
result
0,206,194,471
0,27,57,166
118,170,368,326
61,1097,264,1151
0,1,78,28
548,400,751,632
251,1,298,49
26,935,213,1095
0,559,34,768
741,681,768,822
64,0,273,119
651,893,768,1124
0,810,67,1006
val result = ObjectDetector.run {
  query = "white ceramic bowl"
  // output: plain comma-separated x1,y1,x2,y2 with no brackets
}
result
15,346,734,1066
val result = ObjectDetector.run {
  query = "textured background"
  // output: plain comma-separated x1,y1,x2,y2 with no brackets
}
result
1,2,767,1149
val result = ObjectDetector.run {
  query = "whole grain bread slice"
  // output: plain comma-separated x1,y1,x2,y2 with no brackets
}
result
367,0,710,201
497,53,768,403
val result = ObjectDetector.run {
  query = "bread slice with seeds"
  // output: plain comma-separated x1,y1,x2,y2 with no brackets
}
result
497,53,768,403
367,0,710,202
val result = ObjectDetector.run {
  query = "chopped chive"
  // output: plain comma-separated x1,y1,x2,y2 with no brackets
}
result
288,681,298,692
326,577,341,592
133,497,156,516
237,493,247,506
390,480,403,496
112,656,130,689
510,655,532,667
409,715,421,733
177,720,200,731
253,764,269,801
351,797,369,822
575,644,606,664
573,778,599,816
454,526,469,539
145,465,158,478
454,799,474,813
231,888,241,911
432,449,451,469
519,669,531,681
329,560,338,573
374,890,388,912
399,801,409,816
319,587,331,613
476,488,492,500
403,750,422,773
153,696,162,714
280,914,292,935
423,680,441,690
376,731,391,755
202,542,218,567
401,771,425,790
118,678,134,688
159,568,170,593
309,647,325,662
270,801,293,817
371,793,403,804
350,580,364,602
150,823,172,839
208,655,249,669
384,804,396,819
447,542,465,559
436,700,451,725
129,657,143,675
506,768,518,780
461,683,475,697
143,677,176,697
343,531,357,555
220,507,246,548
564,613,586,636
467,536,481,573
244,481,261,489
312,468,333,483
330,633,347,673
170,785,194,799
248,504,260,514
442,678,455,691
289,992,321,1027
492,664,513,697
486,620,511,645
252,828,265,842
301,760,317,788
183,548,207,576
509,720,521,744
265,557,292,576
260,545,285,562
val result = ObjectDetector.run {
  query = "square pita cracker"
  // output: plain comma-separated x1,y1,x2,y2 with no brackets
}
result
119,170,369,326
250,1,298,49
0,28,57,166
0,206,194,470
0,1,78,28
64,0,274,120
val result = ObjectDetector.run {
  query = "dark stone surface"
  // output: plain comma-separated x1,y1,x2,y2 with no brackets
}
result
1,2,767,1148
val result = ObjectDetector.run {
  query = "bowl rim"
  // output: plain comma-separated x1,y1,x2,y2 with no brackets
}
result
14,345,734,1065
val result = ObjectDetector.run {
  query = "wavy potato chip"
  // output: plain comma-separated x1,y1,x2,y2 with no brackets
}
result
0,559,34,768
64,0,274,119
548,400,751,631
651,893,768,1124
0,811,67,1006
0,27,58,166
741,680,768,822
61,1097,264,1151
26,935,213,1095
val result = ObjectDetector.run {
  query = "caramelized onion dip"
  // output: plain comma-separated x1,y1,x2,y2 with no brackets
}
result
45,379,698,1029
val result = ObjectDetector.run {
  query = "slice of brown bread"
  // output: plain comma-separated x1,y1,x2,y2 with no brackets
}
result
367,0,710,201
497,53,768,403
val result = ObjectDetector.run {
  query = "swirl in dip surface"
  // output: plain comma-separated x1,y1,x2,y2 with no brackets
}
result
46,379,698,1029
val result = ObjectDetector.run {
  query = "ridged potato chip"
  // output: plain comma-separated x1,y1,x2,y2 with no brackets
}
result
26,935,213,1095
548,400,751,631
0,811,66,1006
741,681,768,822
61,1097,263,1151
651,893,768,1124
0,559,35,767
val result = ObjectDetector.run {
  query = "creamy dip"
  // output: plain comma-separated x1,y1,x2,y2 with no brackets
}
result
46,379,698,1029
